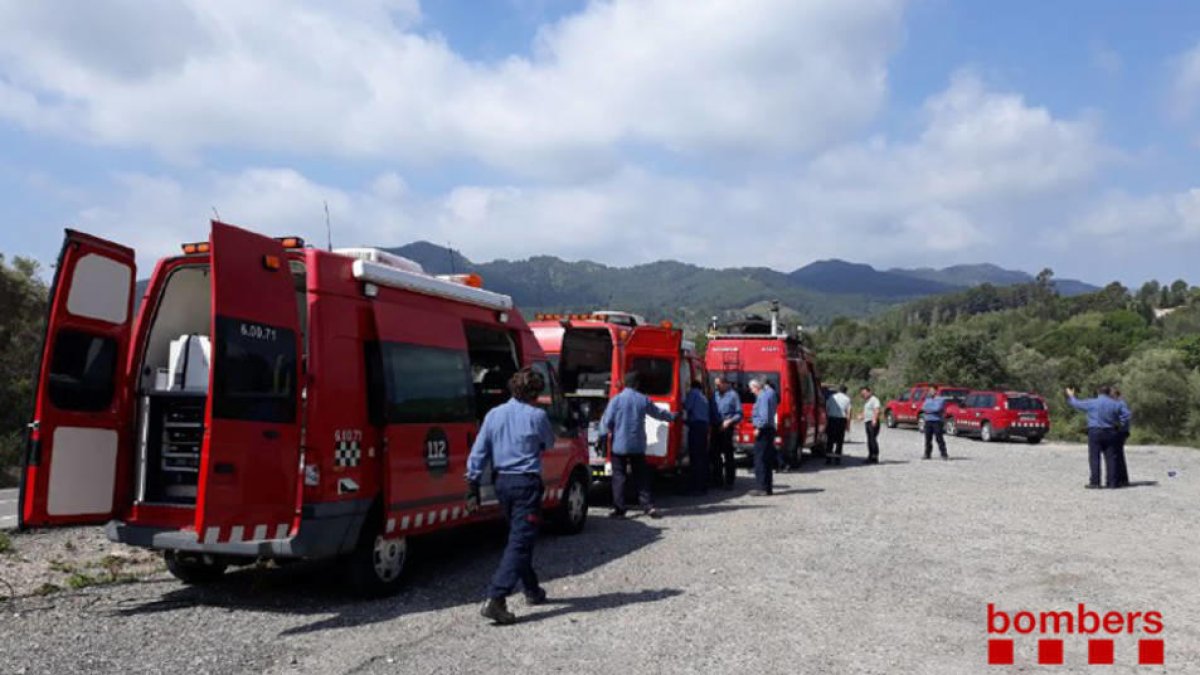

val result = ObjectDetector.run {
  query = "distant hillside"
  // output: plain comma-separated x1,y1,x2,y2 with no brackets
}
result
788,259,957,297
889,263,1098,297
890,263,1031,288
385,242,1101,329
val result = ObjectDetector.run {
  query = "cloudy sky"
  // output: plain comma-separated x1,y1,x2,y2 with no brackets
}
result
2,0,1199,285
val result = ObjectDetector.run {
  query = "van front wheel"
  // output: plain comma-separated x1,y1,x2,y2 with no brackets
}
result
552,471,589,535
164,551,227,585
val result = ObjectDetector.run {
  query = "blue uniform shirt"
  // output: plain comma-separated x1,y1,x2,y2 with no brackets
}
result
713,389,742,423
684,388,710,425
466,398,556,481
599,387,676,455
921,396,947,422
751,385,778,430
1068,394,1132,430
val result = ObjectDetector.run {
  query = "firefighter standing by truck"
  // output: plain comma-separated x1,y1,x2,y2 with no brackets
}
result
749,378,778,496
599,372,679,519
921,392,950,460
711,376,741,489
467,368,556,625
683,379,712,495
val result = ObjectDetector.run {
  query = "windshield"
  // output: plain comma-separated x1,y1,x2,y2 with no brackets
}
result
1008,396,1045,411
709,370,779,404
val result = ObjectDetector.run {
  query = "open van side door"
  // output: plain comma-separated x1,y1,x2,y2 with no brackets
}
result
20,231,136,528
195,222,302,544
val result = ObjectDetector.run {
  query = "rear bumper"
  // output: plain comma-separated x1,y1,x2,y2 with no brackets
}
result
106,498,371,560
1002,424,1049,438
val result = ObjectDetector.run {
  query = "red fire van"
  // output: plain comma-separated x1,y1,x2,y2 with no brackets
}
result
530,312,702,480
20,222,591,596
703,305,826,465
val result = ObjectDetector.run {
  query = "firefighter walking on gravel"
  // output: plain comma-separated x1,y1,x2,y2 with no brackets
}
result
466,367,556,625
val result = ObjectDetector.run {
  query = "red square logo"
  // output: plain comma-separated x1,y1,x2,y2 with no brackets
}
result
1139,639,1164,665
1038,639,1064,665
1088,639,1114,665
988,639,1014,665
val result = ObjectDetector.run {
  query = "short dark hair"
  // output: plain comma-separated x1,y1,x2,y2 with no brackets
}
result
691,379,703,389
839,385,848,394
624,371,641,391
860,386,872,393
509,367,545,402
1098,385,1112,397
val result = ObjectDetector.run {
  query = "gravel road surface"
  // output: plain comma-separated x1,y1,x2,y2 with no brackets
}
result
1,431,1197,674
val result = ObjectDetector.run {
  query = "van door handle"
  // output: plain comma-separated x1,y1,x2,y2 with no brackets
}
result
263,429,280,440
214,462,235,475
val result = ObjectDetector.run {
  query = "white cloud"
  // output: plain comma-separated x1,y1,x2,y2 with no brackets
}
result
0,0,905,174
1074,189,1200,244
1169,42,1200,121
63,71,1113,275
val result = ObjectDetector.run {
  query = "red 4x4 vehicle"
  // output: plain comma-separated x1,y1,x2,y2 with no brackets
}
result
20,223,591,596
944,391,1050,444
884,383,970,431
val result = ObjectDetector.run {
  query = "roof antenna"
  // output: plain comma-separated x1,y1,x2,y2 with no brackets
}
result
211,206,221,222
447,241,456,274
323,200,333,251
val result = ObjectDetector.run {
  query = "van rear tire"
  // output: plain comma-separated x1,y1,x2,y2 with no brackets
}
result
345,528,409,598
885,410,897,428
1027,436,1043,445
552,471,589,535
164,551,227,585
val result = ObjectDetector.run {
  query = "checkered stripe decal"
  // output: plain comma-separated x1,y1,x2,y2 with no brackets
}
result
334,440,361,467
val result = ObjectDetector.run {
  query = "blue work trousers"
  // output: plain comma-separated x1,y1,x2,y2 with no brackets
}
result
487,473,544,599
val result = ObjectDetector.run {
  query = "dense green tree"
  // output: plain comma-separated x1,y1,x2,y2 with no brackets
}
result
0,255,48,486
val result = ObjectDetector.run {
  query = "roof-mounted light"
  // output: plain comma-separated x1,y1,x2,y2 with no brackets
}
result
276,236,305,249
181,241,210,255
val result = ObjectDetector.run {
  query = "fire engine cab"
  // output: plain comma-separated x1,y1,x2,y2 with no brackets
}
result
19,222,591,596
704,303,826,465
529,311,705,480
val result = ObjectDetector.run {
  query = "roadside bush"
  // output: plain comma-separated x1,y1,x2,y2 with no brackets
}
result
1118,348,1198,444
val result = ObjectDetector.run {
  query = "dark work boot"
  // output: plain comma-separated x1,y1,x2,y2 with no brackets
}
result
481,597,517,625
524,587,548,606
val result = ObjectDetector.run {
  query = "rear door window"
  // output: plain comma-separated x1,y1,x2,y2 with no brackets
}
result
212,316,297,423
628,356,674,396
46,329,119,412
1008,396,1045,411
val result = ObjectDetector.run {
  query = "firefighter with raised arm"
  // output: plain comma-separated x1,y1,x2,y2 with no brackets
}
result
598,371,678,519
466,367,556,625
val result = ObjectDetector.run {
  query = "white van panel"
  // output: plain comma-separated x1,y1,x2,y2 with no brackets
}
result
47,427,118,516
66,253,131,324
644,402,672,458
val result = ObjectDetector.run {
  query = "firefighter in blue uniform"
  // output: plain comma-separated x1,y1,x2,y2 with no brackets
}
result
598,371,678,519
921,393,949,460
1067,386,1132,489
683,379,711,495
466,367,556,625
711,376,742,489
749,378,778,496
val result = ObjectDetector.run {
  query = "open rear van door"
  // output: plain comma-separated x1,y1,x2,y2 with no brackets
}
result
20,231,136,527
622,327,682,461
195,221,302,544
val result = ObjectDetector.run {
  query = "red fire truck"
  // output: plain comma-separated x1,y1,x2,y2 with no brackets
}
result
530,312,704,480
703,304,826,465
19,222,591,596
